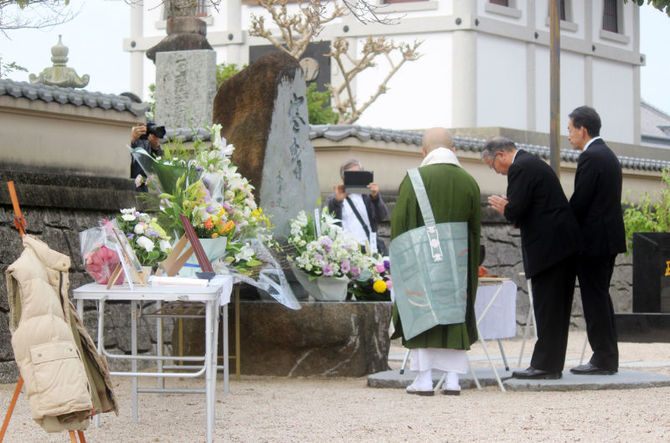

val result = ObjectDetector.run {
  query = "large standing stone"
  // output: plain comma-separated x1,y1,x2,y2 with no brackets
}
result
212,52,320,241
155,50,217,129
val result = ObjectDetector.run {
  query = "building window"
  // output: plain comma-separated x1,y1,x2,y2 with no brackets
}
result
603,0,618,33
559,0,566,20
490,0,509,5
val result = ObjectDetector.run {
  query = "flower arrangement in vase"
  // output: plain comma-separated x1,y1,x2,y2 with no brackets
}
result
132,124,272,276
287,209,365,300
349,253,392,301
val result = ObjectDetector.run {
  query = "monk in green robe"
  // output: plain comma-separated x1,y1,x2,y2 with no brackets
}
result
390,127,481,396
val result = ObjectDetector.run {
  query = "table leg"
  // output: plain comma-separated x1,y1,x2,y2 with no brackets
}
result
205,300,214,443
223,304,229,395
156,301,164,391
131,301,138,424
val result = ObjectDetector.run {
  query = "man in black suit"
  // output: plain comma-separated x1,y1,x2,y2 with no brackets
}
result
568,106,625,375
483,137,581,379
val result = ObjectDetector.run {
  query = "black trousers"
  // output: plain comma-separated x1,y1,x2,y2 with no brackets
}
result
577,254,619,370
530,256,577,372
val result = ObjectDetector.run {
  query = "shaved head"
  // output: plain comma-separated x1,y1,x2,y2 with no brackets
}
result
422,127,454,154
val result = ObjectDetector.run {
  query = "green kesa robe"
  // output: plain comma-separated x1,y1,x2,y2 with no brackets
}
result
390,163,481,350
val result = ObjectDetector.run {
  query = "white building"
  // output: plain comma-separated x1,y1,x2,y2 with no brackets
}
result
125,0,643,145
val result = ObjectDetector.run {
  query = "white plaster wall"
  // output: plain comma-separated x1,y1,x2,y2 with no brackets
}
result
354,33,453,130
476,34,527,129
592,58,635,143
477,0,529,26
534,48,585,136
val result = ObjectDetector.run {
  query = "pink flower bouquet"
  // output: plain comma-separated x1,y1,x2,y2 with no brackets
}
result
84,244,124,285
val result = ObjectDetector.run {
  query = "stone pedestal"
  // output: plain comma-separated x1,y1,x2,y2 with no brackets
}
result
155,49,217,128
238,301,392,376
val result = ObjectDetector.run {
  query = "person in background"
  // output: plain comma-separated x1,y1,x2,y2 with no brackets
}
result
483,136,581,379
325,159,389,255
567,106,625,375
390,127,480,396
130,119,165,192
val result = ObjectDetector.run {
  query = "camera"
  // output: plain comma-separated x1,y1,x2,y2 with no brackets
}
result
139,122,166,140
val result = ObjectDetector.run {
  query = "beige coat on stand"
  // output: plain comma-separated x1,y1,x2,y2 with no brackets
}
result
6,235,117,433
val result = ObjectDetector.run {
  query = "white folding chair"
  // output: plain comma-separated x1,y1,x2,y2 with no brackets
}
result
517,273,537,367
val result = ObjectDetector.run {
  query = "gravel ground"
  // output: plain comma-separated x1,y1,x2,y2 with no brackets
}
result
2,331,670,442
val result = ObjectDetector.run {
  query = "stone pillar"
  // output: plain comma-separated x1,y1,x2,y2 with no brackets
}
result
154,49,217,128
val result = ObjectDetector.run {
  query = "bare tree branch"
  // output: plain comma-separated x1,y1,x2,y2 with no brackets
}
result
250,0,422,124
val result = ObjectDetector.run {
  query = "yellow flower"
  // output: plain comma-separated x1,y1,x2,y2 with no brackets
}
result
373,280,387,293
211,233,219,238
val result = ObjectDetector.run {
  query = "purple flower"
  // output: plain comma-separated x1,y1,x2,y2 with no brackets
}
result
321,237,332,252
350,266,360,279
126,233,135,239
341,259,350,274
206,205,215,213
146,230,159,237
384,259,390,270
222,202,231,210
322,264,334,277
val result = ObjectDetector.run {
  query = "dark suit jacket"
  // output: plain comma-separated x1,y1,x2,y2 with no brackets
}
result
503,150,582,278
570,138,626,256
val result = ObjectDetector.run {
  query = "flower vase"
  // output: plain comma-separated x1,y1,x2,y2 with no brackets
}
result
314,276,349,301
179,237,227,277
290,262,349,301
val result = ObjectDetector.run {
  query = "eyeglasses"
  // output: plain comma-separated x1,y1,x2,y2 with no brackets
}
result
489,153,500,170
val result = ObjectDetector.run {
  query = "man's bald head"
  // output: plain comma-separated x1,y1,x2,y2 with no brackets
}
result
422,127,454,155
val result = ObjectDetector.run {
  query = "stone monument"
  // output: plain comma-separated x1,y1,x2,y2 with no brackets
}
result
29,35,89,88
154,50,217,128
148,0,216,129
212,51,320,241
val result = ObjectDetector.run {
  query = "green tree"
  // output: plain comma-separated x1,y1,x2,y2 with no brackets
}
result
622,168,670,252
216,62,245,88
306,83,338,125
627,0,670,16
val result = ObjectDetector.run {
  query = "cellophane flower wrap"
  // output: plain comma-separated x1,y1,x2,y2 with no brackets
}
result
349,253,392,301
79,227,123,285
115,208,172,267
154,124,272,275
287,209,365,280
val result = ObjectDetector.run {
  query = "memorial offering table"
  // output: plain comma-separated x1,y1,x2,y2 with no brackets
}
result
73,277,233,443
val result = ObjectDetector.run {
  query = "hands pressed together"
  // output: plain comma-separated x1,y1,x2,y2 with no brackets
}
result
487,194,508,214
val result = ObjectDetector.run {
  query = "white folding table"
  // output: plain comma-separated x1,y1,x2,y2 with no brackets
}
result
73,277,233,443
471,277,517,391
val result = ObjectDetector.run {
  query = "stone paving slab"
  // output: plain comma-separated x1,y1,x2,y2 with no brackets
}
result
368,367,670,392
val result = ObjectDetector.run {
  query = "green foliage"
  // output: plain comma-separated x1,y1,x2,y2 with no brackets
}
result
627,0,670,16
216,63,245,88
306,83,338,125
622,168,670,252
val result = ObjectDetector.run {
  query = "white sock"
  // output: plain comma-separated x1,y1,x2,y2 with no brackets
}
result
445,371,460,390
412,369,433,390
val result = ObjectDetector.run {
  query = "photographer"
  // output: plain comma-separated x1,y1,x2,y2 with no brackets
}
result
325,158,389,255
130,119,165,192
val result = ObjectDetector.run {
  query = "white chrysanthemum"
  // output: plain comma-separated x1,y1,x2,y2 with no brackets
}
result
134,223,145,235
136,236,155,252
159,240,172,253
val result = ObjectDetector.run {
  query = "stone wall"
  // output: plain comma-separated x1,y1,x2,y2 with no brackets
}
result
0,170,167,383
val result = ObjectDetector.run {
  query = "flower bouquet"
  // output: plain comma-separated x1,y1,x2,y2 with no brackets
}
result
349,253,392,301
287,209,365,300
115,208,172,268
147,124,271,276
79,227,123,285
